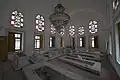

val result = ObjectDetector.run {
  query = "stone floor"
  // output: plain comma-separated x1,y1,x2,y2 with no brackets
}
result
0,57,120,80
0,61,26,80
48,56,120,80
101,57,120,80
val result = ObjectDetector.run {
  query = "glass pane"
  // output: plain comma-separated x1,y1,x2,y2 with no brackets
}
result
11,21,14,25
80,41,82,47
15,39,20,50
14,11,18,14
78,27,84,35
36,15,44,32
36,20,38,24
80,38,82,47
21,23,23,26
69,25,75,36
50,37,52,47
113,0,119,10
35,35,41,49
109,35,112,55
89,21,98,34
36,15,40,19
92,37,94,48
89,21,92,25
51,24,56,34
11,11,23,28
15,34,21,38
11,15,15,19
35,36,37,39
35,36,40,39
37,41,40,48
80,38,82,40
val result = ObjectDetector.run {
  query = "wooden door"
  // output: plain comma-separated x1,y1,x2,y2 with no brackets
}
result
0,36,8,60
8,32,15,52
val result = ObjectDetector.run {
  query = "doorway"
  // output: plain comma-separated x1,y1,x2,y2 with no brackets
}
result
0,36,8,60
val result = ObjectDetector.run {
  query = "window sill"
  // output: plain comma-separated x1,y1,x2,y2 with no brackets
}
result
79,47,85,48
117,61,120,65
91,47,98,48
15,50,23,52
49,47,56,48
34,48,44,51
117,59,120,64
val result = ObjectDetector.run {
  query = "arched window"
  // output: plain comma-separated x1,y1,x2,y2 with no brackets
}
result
36,15,44,32
115,22,120,64
51,24,56,34
91,36,98,48
49,36,55,48
69,25,75,36
91,37,95,48
108,34,112,55
78,26,84,35
89,20,98,34
79,37,85,47
60,28,65,35
11,11,24,28
113,0,119,10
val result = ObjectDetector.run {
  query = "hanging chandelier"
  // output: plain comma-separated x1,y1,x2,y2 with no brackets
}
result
49,2,70,32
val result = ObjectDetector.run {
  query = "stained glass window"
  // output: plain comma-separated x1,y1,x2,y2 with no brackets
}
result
36,15,44,32
113,0,119,10
69,25,75,36
78,26,84,35
51,24,56,34
60,28,65,35
89,21,98,34
11,11,24,28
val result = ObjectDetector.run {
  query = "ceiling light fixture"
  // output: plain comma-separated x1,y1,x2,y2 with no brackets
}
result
49,0,70,33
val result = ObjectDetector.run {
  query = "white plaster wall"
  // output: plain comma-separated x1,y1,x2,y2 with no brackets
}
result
106,0,120,78
0,0,107,55
64,10,108,52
